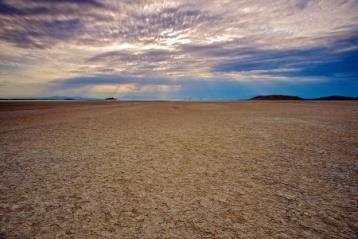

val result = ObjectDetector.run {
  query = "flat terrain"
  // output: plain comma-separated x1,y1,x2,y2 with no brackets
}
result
0,101,357,238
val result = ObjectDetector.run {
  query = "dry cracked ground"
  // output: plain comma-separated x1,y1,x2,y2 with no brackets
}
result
0,101,357,238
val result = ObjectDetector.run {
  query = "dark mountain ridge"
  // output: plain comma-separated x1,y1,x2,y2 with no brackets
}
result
251,95,303,100
250,95,357,100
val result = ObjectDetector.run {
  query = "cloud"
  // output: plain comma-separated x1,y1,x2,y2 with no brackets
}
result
53,75,175,88
0,0,357,97
0,0,48,16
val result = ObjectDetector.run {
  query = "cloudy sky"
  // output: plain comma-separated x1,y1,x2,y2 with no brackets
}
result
0,0,357,99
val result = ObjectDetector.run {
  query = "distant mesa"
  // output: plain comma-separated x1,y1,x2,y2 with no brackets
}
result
250,95,357,100
250,95,303,100
313,96,357,101
105,97,117,100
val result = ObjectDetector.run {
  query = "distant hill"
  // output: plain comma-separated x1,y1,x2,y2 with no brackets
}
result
312,96,358,101
250,95,358,101
105,97,117,100
37,96,85,100
0,96,98,100
250,95,303,100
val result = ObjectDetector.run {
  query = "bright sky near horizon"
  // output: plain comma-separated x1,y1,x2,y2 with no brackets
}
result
0,0,357,99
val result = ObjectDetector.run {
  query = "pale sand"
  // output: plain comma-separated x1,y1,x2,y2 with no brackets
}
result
0,101,357,238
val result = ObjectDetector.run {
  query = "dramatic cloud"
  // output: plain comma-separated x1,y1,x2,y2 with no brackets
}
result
0,0,357,98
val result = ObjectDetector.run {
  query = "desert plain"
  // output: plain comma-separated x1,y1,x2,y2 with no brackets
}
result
0,100,357,238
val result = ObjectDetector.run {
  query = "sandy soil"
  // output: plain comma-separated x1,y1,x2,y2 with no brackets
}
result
0,101,357,238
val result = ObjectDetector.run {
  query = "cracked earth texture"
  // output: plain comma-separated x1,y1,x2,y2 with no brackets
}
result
0,101,357,238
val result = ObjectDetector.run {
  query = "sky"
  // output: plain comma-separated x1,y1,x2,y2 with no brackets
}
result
0,0,357,99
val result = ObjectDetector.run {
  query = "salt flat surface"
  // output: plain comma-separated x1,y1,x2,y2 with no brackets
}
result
0,101,357,238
